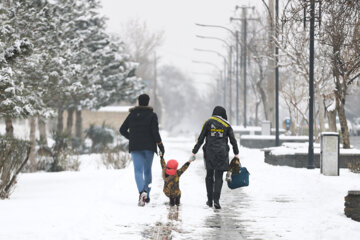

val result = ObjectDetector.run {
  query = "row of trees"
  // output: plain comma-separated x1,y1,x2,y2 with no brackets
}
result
0,0,144,141
237,0,360,148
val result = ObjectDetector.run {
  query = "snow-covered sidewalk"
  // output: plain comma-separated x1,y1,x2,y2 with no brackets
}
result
0,136,359,240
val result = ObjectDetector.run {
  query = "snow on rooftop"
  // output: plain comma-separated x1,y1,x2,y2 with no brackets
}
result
96,106,132,112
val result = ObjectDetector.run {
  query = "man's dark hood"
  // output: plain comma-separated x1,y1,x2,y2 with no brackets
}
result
212,106,227,120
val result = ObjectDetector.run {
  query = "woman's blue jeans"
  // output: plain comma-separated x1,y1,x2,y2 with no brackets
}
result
131,150,154,198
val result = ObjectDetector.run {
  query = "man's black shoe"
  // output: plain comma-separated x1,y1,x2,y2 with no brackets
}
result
145,197,150,203
206,200,213,207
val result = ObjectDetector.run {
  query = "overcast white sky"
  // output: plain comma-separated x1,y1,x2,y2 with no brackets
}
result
100,0,265,87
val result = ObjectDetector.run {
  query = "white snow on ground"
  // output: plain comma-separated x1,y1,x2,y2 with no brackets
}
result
0,136,359,239
238,147,360,240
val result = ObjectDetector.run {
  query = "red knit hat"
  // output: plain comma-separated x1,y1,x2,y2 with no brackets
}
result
165,159,178,176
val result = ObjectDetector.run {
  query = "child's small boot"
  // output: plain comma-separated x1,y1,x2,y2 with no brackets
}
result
175,197,180,206
170,197,175,206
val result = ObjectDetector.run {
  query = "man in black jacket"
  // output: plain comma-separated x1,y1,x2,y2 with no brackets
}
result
192,106,239,209
120,94,164,206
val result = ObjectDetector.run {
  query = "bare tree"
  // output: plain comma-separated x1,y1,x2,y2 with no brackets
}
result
276,0,333,135
248,22,270,123
321,0,360,148
119,18,164,112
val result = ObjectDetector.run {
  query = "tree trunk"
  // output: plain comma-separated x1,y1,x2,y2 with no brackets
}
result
327,109,337,132
266,0,275,125
5,117,14,137
66,107,75,136
57,108,64,134
75,109,82,140
256,64,268,121
337,96,350,148
38,117,47,145
29,117,36,171
316,84,325,133
255,100,260,126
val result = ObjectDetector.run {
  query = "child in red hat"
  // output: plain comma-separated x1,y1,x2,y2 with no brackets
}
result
160,155,195,206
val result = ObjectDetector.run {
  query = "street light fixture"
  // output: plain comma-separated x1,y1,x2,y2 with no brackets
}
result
195,34,234,121
194,48,228,107
259,0,280,146
231,7,259,128
192,60,223,92
195,23,241,126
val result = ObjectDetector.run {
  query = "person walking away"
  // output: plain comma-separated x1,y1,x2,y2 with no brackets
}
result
191,106,239,209
120,94,165,206
160,154,194,206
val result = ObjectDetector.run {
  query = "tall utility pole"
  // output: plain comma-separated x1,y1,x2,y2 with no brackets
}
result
195,24,240,125
232,6,257,128
153,52,157,112
235,31,240,125
275,0,280,146
242,8,248,128
195,35,233,120
261,0,279,145
307,0,315,169
228,46,233,122
268,0,276,130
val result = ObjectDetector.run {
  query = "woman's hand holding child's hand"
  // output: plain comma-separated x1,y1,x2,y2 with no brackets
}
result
188,154,196,162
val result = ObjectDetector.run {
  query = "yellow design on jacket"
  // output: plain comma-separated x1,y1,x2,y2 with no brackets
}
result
210,116,229,127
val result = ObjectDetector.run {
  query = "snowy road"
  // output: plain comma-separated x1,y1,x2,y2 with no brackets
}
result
1,135,360,240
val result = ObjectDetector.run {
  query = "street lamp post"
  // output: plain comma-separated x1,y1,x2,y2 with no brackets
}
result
194,48,228,107
196,35,234,120
192,60,224,98
307,0,315,169
231,6,258,128
260,0,280,146
195,23,241,126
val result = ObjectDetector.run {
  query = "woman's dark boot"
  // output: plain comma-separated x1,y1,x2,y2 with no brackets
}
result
214,201,221,209
213,192,221,209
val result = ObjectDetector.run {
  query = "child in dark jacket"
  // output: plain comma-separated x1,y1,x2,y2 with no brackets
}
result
160,156,194,206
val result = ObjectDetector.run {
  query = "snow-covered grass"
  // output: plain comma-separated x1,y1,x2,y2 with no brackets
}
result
0,136,359,239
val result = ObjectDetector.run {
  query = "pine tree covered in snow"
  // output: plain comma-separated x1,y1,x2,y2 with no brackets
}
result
66,0,144,111
0,0,55,135
0,0,145,136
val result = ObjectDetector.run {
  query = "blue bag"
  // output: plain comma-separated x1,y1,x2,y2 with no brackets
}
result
227,167,250,189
